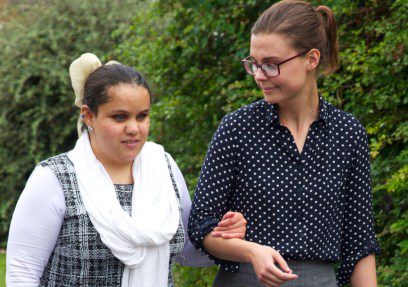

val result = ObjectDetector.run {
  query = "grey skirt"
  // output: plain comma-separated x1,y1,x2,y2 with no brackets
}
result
213,260,336,287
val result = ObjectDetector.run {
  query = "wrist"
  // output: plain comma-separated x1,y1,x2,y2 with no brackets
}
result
242,241,260,263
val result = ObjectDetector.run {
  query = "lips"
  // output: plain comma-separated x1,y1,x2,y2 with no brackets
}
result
122,139,140,148
259,86,278,94
260,85,277,90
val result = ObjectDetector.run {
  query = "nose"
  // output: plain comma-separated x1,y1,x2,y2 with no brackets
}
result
253,66,268,81
125,119,139,135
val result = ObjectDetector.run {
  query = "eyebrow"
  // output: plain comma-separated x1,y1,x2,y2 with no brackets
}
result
250,55,282,63
111,109,150,114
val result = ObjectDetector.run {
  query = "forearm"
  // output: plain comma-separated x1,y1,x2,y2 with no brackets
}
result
203,233,257,263
203,233,298,285
351,255,377,287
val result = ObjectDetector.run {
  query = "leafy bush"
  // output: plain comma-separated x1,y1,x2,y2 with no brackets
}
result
0,253,5,286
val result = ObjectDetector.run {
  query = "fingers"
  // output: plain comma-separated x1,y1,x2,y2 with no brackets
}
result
218,213,240,227
214,220,244,231
220,211,235,221
211,231,245,238
216,215,247,238
258,269,283,286
272,251,293,274
218,212,247,228
258,266,297,287
211,228,245,239
215,211,247,239
222,232,245,239
270,264,298,281
251,246,298,287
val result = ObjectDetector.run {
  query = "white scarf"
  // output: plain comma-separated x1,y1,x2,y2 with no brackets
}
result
67,133,180,287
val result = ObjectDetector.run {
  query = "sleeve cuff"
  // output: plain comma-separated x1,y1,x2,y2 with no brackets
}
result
337,239,380,286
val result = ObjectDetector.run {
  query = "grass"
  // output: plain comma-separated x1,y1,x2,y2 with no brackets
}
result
0,253,5,287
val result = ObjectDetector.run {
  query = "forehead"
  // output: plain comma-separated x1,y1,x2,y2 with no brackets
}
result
102,84,150,111
250,33,295,60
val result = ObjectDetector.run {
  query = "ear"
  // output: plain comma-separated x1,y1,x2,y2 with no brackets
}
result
306,49,320,71
80,105,95,126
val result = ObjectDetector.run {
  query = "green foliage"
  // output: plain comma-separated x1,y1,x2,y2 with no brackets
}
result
0,253,4,286
116,0,407,285
0,0,138,247
173,265,218,287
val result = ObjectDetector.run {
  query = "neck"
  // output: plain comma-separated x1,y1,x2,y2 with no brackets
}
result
103,163,133,185
278,81,319,131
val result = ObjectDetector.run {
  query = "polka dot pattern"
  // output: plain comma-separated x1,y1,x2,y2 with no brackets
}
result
188,97,380,286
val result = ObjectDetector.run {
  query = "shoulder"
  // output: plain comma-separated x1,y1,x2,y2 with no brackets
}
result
327,103,367,142
21,164,64,205
38,152,71,168
28,164,60,185
220,99,266,128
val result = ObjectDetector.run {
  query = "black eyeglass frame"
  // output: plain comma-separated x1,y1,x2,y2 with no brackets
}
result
241,51,308,78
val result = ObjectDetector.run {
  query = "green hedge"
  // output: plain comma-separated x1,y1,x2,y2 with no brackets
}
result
0,253,5,287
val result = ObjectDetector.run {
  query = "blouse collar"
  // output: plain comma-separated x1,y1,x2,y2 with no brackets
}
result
263,94,329,127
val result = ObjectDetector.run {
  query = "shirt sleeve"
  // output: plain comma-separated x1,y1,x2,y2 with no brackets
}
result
188,114,240,271
337,125,380,286
6,165,65,286
166,153,213,267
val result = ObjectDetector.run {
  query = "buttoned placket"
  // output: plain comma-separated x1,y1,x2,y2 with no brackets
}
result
273,118,328,245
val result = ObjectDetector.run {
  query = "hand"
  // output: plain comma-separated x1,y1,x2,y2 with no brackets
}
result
249,244,298,287
211,211,247,239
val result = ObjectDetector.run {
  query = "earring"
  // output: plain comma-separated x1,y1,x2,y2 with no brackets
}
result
87,125,94,132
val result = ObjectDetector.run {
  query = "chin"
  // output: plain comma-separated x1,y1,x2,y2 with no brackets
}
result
126,152,140,162
263,91,293,105
263,93,280,104
117,152,139,164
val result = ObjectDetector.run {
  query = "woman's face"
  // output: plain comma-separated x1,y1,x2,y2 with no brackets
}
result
250,33,314,104
83,83,150,167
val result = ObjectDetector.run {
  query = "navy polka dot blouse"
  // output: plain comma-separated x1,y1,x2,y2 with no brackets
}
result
188,96,380,286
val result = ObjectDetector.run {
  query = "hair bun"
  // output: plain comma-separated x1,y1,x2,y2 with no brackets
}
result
69,53,102,107
105,60,121,66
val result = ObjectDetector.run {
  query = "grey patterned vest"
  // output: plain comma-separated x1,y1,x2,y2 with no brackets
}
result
39,153,184,287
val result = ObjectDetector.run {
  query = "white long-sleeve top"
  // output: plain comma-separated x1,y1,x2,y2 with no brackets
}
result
6,154,212,286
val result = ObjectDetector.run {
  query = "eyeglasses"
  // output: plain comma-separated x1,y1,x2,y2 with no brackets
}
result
241,51,308,78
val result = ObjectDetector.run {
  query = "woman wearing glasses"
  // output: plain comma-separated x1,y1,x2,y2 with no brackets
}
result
188,1,379,286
